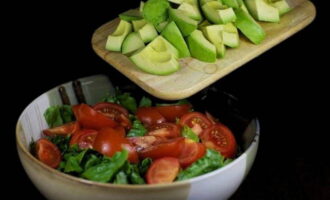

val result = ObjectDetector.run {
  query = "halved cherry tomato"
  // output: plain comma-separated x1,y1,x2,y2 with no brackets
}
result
146,157,180,184
93,102,131,129
93,127,139,163
43,122,80,136
73,104,117,130
128,135,165,152
35,138,61,168
139,137,185,160
147,123,181,139
179,139,206,168
200,124,237,158
155,104,191,122
136,107,166,126
179,112,213,135
70,129,98,149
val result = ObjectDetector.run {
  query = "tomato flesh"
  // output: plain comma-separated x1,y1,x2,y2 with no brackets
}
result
179,112,213,135
35,138,61,168
136,107,166,126
147,123,181,139
93,127,139,163
146,157,180,184
93,102,131,129
73,104,117,130
179,139,206,168
155,104,191,122
70,129,98,149
43,122,80,136
200,124,237,158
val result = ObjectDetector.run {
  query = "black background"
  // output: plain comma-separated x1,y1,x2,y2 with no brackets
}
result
5,0,329,199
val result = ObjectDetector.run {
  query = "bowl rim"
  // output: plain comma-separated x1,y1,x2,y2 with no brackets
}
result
15,80,260,189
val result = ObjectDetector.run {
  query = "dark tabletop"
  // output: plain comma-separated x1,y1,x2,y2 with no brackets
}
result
6,1,329,199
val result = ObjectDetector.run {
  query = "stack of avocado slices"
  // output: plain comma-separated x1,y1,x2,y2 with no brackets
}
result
105,0,291,75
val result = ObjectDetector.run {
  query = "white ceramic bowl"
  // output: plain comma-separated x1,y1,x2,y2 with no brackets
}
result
16,75,260,200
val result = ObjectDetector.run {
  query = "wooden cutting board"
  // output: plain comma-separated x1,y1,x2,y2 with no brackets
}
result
92,1,316,100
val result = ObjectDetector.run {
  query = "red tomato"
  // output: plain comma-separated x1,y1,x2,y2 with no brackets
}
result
43,122,80,136
70,129,98,149
155,104,191,122
146,157,180,184
128,135,165,152
139,137,185,160
179,139,206,168
200,124,237,158
136,107,166,126
179,112,213,135
93,127,139,163
147,123,181,139
35,138,61,168
93,102,131,129
73,104,117,130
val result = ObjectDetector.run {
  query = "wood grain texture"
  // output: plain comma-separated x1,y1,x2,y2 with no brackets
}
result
92,1,316,100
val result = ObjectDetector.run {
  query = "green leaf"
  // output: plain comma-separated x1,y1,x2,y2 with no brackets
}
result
82,150,128,183
43,105,74,128
64,150,87,173
177,149,228,181
139,158,152,175
139,96,152,107
114,171,129,184
47,135,71,155
181,126,200,142
100,94,119,104
117,93,137,113
84,154,101,170
127,119,147,137
130,171,145,184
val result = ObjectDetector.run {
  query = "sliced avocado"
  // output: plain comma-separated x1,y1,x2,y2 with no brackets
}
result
222,0,240,8
245,0,279,22
168,8,198,37
198,19,211,29
271,0,291,16
169,0,184,4
214,42,226,58
130,36,180,75
139,1,144,12
202,1,236,24
161,21,191,58
132,19,147,32
238,0,250,13
122,32,145,55
105,20,132,52
138,23,158,43
156,21,169,32
119,9,143,21
201,25,226,58
142,0,170,25
234,8,265,44
218,7,236,23
187,30,216,62
149,36,180,58
222,23,239,47
178,2,203,21
199,0,219,6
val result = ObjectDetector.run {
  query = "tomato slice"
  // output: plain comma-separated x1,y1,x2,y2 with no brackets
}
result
93,102,131,129
179,139,206,168
128,135,165,152
146,157,180,184
147,123,181,139
155,104,191,122
200,124,237,158
43,122,80,136
73,104,117,130
70,129,98,149
139,137,185,160
35,138,61,168
93,127,139,163
136,107,166,126
179,112,213,135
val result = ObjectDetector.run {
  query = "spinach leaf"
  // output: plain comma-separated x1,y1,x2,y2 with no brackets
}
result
84,154,101,170
122,162,145,184
127,119,147,137
114,171,129,184
139,158,152,175
64,149,87,173
177,149,230,181
117,92,137,113
181,126,199,142
44,105,74,128
139,96,152,107
47,135,71,155
82,150,128,183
